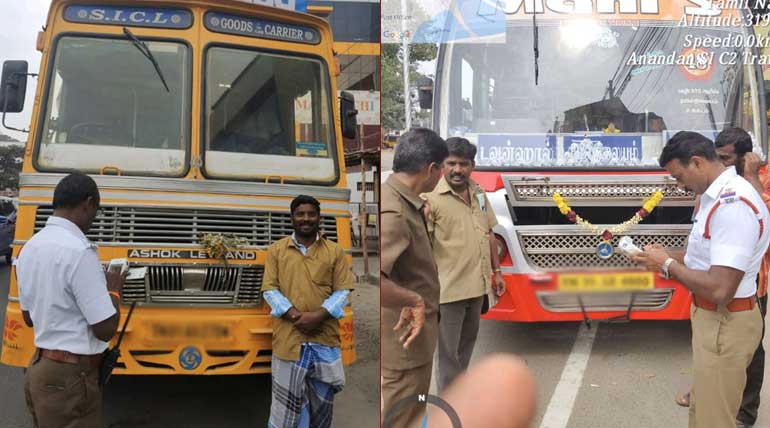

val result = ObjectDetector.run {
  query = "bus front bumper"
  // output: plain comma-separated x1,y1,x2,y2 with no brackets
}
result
482,272,692,322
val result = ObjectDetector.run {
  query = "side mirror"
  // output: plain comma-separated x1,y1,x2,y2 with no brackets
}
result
0,61,29,113
340,91,358,139
418,77,434,110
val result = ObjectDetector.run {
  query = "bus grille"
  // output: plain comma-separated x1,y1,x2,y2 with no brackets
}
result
34,206,338,245
120,265,264,306
518,230,689,270
536,289,674,312
508,180,694,202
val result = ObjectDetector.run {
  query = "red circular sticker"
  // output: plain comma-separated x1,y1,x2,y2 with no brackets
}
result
678,48,715,81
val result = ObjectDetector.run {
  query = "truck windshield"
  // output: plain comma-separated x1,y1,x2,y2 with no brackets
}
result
38,37,189,175
441,23,764,169
204,47,336,183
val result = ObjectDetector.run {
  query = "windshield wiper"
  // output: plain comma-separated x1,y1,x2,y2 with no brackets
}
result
122,27,170,92
706,95,717,132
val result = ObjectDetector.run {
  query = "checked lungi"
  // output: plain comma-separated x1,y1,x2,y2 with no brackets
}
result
269,343,345,428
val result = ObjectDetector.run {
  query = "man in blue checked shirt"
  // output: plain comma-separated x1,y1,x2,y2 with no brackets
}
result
262,194,355,428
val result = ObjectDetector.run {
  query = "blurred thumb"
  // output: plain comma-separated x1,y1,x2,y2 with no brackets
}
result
425,354,537,428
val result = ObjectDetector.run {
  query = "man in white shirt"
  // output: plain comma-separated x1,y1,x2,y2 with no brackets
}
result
18,172,125,428
634,131,770,428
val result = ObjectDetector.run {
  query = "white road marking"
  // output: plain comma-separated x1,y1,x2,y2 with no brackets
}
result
538,322,598,428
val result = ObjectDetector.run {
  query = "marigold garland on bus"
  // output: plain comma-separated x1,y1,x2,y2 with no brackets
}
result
552,190,664,259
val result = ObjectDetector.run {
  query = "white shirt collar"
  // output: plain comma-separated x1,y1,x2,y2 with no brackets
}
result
46,216,88,241
703,166,737,200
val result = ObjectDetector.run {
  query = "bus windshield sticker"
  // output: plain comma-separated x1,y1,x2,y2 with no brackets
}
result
296,141,328,157
64,6,193,29
678,48,715,81
204,12,320,45
631,50,666,76
677,87,720,116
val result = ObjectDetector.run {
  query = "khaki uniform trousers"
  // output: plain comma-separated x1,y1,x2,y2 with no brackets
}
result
381,363,433,428
689,302,763,428
437,296,484,393
25,354,103,428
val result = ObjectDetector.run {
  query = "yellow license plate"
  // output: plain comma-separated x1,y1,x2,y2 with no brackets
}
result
146,322,233,343
558,272,654,292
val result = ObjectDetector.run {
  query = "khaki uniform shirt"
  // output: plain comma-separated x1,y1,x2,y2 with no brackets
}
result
381,175,440,370
262,236,354,361
424,177,499,306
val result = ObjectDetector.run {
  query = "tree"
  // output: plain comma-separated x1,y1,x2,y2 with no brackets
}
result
382,44,404,131
0,144,25,190
381,0,438,133
382,43,437,133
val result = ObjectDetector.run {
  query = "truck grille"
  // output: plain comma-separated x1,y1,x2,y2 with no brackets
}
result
120,265,264,306
238,267,264,304
537,289,674,312
146,266,240,292
123,276,147,302
34,206,338,245
518,229,689,270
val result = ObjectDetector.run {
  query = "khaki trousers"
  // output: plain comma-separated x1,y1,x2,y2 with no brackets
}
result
25,354,103,428
689,302,762,428
381,363,432,428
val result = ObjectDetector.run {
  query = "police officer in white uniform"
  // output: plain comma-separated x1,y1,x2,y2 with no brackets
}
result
18,172,125,428
634,131,770,428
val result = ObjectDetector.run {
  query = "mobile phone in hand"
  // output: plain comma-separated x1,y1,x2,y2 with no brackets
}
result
618,236,643,257
108,258,129,274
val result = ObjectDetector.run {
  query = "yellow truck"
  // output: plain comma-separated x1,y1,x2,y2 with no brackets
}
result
0,0,358,374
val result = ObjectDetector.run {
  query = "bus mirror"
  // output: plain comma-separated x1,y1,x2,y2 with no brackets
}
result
340,91,357,139
0,61,29,113
418,77,433,110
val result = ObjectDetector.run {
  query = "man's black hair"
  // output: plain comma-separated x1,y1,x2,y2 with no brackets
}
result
52,172,99,210
290,195,320,215
715,127,753,155
393,128,449,173
445,137,477,161
658,131,717,168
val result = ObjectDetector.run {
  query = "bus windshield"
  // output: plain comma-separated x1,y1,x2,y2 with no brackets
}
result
204,47,336,182
440,22,764,169
38,37,189,175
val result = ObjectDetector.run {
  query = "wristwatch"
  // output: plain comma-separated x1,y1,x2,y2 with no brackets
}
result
661,257,675,280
